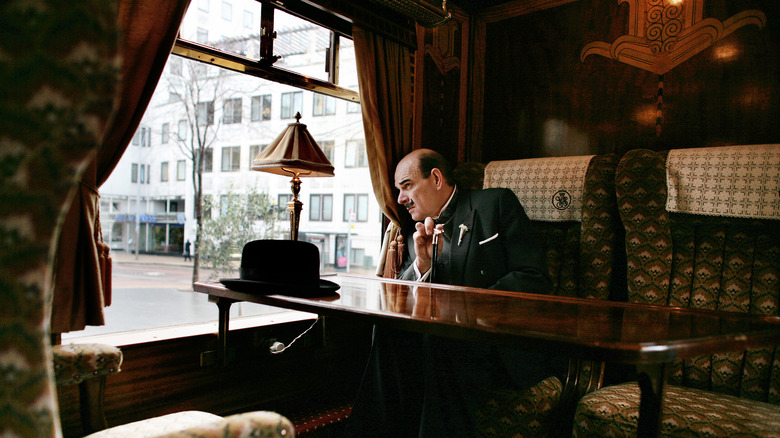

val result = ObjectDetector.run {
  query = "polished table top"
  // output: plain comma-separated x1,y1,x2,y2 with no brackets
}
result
193,273,780,365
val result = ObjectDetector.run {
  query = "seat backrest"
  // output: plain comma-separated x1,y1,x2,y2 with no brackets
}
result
615,145,780,403
483,154,622,300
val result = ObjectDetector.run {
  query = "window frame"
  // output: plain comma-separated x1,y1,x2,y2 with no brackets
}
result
345,139,368,168
197,101,215,126
176,160,186,181
313,93,336,117
280,91,303,119
277,194,292,220
172,1,360,104
161,122,170,143
223,97,243,124
203,147,213,173
309,194,333,222
66,1,378,344
221,145,241,172
250,94,272,121
343,193,368,222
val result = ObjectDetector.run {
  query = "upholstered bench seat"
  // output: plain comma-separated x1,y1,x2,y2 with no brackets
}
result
573,145,780,438
84,410,295,438
574,382,780,437
475,375,564,437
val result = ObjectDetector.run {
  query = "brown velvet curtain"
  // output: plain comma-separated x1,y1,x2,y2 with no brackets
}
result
352,26,414,277
353,26,413,227
51,0,191,333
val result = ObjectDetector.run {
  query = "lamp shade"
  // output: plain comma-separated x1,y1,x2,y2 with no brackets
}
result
251,112,334,177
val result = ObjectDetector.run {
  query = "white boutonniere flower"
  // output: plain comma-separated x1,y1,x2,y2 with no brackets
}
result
458,224,469,246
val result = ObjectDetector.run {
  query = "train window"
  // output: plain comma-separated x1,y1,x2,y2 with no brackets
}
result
63,0,379,342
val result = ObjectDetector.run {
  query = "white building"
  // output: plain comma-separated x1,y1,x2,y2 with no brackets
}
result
100,2,382,272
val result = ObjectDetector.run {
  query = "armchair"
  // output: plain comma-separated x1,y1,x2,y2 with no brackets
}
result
573,145,780,437
475,154,622,437
52,342,123,434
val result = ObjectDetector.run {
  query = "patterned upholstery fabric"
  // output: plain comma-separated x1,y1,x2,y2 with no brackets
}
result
52,343,122,385
475,155,620,437
0,2,297,437
574,382,780,437
666,145,780,219
484,155,594,222
83,411,295,438
0,2,121,437
573,146,780,437
484,154,620,300
475,376,564,438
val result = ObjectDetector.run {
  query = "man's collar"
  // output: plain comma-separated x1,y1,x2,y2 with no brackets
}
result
434,185,458,224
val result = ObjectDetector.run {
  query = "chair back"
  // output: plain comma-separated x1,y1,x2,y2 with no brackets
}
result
615,145,780,403
484,154,622,299
0,2,120,436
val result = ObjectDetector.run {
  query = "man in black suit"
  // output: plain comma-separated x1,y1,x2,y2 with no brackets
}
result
395,148,550,292
345,149,561,437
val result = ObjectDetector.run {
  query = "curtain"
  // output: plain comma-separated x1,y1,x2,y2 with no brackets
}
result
51,0,191,333
353,26,413,228
353,26,414,277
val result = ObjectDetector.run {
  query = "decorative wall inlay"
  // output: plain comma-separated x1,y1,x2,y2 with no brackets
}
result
666,144,780,219
581,0,766,75
483,155,594,221
580,0,767,136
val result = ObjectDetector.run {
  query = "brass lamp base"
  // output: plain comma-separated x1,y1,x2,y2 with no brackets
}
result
286,170,307,241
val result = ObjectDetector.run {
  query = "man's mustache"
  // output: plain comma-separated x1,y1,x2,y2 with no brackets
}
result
404,201,414,209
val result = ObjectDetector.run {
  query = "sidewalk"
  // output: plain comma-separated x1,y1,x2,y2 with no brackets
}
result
111,250,194,267
110,250,378,276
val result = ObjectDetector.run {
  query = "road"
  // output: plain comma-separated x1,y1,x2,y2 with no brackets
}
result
62,255,279,340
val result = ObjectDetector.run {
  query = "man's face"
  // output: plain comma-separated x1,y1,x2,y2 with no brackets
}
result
394,158,440,221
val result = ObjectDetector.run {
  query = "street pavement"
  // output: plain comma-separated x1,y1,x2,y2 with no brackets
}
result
62,251,375,341
62,251,274,341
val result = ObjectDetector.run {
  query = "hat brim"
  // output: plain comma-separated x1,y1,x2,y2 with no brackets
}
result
219,278,340,298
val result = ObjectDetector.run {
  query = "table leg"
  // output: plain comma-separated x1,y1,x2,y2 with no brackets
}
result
209,296,234,366
636,363,666,438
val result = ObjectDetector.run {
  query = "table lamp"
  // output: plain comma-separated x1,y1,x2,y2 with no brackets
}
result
251,112,335,240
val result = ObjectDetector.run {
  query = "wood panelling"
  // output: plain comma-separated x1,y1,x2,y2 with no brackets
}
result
57,318,372,437
474,0,779,162
413,3,471,166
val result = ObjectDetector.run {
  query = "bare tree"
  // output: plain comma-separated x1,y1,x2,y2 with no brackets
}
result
169,60,224,284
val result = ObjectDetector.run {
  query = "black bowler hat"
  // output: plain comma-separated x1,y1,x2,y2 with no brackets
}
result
220,240,340,297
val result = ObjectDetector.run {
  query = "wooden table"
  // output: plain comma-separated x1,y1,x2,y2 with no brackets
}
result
194,274,780,438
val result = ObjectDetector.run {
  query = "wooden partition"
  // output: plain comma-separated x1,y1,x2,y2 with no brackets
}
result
57,318,372,438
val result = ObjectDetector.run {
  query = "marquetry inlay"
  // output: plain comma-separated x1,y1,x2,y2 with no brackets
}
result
581,0,766,75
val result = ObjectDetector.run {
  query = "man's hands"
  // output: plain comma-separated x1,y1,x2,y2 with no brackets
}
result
413,217,444,274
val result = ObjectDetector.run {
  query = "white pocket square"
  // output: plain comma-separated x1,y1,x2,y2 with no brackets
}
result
479,233,499,245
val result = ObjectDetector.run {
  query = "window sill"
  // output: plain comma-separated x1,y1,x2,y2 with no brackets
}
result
60,310,317,348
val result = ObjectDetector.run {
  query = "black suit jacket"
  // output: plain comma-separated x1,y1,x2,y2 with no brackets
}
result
399,188,551,294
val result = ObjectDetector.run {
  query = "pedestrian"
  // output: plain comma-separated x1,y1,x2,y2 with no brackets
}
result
184,239,192,262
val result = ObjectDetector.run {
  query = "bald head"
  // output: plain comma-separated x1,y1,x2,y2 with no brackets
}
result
394,149,455,221
399,149,454,185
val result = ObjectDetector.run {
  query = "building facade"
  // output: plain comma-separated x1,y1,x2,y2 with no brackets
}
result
99,2,382,272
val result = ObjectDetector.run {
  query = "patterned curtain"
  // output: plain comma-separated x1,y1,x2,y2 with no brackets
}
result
51,0,191,333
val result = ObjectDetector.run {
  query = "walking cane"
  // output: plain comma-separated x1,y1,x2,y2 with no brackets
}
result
430,225,443,283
